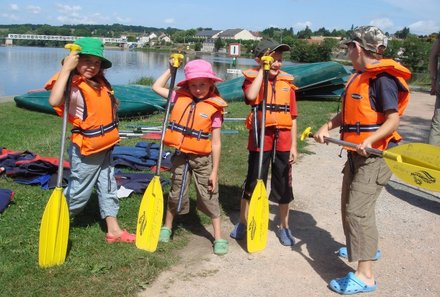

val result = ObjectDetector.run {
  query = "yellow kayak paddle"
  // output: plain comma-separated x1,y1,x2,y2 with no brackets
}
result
247,54,273,253
136,53,184,252
38,43,81,268
301,127,440,192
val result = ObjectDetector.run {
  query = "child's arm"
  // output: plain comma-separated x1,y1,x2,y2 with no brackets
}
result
244,67,264,102
357,110,399,156
152,68,172,99
289,117,298,164
209,127,221,193
314,113,342,144
48,52,79,107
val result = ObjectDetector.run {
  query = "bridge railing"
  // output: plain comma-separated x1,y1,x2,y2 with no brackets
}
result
7,34,127,44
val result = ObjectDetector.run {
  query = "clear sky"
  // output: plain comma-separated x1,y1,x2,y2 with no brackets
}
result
1,0,439,36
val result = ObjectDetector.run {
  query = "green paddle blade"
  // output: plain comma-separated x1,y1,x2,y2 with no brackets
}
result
38,187,70,268
247,179,269,253
136,176,164,252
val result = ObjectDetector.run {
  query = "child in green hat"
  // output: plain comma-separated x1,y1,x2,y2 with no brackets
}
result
45,37,135,244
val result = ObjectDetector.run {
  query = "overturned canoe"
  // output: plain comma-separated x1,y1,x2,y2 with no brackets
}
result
14,62,350,117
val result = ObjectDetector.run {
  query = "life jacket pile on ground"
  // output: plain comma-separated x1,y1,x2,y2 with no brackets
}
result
0,142,171,196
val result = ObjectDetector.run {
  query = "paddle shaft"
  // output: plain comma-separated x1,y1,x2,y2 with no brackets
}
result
156,66,178,175
55,72,73,188
306,132,383,157
176,159,189,213
257,68,270,179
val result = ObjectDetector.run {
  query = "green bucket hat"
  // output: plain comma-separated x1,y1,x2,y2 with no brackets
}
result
73,37,112,69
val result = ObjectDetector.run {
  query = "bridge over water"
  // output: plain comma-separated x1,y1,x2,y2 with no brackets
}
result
5,34,127,45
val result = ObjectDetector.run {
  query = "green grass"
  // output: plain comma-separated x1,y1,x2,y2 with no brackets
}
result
0,98,339,296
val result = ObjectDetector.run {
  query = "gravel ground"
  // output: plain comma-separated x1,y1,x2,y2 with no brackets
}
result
139,91,439,297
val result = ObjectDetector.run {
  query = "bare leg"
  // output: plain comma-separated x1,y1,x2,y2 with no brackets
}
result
356,260,375,286
278,203,290,229
239,198,249,224
212,216,222,240
105,216,123,237
163,208,175,229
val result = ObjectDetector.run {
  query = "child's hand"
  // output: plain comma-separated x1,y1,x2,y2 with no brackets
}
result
208,172,218,193
62,51,79,72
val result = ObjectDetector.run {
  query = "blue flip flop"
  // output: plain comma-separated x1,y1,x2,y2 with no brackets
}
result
338,247,381,261
329,272,377,295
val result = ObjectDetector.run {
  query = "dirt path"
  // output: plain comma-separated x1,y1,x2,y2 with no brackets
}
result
139,91,440,297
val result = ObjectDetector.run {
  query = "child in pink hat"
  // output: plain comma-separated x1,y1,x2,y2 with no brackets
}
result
152,59,229,255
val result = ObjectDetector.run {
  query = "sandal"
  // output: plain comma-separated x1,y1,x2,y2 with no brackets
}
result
159,227,172,243
338,247,381,261
105,229,136,244
329,272,377,295
213,239,229,255
230,223,246,240
276,228,295,246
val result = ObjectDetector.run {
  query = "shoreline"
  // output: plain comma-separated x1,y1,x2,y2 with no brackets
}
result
0,96,14,103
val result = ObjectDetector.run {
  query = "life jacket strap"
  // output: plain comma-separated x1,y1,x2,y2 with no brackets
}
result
168,122,210,140
71,120,119,137
341,123,381,135
257,103,290,112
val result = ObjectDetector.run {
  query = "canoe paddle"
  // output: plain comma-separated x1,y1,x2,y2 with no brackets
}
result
300,127,440,192
247,54,273,253
136,53,184,252
38,43,81,268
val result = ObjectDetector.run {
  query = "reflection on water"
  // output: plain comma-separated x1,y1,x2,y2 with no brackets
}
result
0,46,288,96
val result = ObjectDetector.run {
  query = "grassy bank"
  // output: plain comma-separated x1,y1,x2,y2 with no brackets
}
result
0,98,339,296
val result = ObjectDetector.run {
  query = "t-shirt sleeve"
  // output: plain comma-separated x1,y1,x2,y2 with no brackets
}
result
290,87,298,117
370,73,399,112
211,111,223,128
242,78,253,105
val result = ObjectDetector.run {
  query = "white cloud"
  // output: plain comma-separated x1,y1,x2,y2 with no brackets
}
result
9,4,19,11
408,20,439,35
1,13,19,21
164,18,175,24
369,18,394,30
293,21,313,31
26,5,41,14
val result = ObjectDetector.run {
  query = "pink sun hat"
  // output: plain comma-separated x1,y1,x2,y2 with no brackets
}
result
177,59,223,86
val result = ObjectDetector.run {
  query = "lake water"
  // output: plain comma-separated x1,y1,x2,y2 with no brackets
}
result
0,46,287,97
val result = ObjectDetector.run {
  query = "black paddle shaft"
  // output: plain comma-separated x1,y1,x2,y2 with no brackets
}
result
55,72,73,188
257,69,269,179
306,131,383,157
156,66,178,175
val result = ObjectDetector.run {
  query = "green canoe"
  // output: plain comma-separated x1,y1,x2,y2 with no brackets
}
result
14,61,350,117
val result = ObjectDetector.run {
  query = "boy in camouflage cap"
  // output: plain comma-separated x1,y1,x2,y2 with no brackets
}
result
313,26,411,294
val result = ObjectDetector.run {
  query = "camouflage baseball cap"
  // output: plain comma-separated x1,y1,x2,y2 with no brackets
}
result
254,38,291,58
343,26,388,54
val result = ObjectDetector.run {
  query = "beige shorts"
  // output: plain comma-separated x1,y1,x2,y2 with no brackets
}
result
341,152,392,262
167,152,220,218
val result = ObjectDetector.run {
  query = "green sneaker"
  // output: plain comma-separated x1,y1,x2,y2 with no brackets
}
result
159,227,172,242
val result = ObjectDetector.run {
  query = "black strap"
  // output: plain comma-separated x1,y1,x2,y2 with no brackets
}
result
71,120,119,137
341,123,381,134
257,103,290,112
167,122,210,140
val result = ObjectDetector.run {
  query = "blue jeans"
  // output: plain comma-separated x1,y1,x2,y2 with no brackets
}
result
65,145,119,219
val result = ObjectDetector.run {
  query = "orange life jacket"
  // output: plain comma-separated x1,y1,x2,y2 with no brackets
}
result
45,73,120,156
163,91,227,155
242,69,297,130
341,59,411,150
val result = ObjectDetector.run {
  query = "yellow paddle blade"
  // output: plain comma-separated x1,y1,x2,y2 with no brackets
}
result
387,143,440,170
247,179,269,253
385,157,440,192
136,176,164,252
38,187,70,268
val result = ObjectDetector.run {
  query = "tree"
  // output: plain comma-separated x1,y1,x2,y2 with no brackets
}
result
395,27,411,39
297,26,312,39
214,37,224,52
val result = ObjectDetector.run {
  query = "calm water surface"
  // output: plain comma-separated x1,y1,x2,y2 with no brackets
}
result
0,46,285,97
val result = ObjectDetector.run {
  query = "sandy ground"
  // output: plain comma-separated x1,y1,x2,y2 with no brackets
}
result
138,91,440,297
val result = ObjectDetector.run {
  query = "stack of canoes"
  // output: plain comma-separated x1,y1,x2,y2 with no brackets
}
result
14,61,350,117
